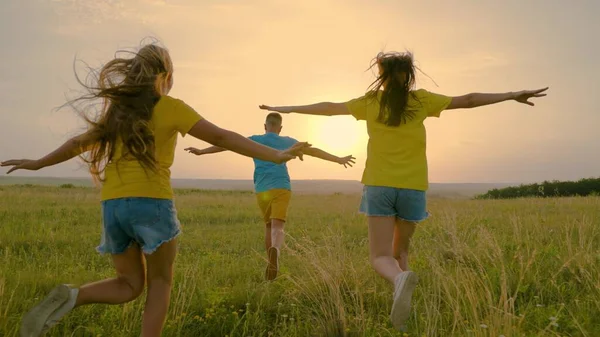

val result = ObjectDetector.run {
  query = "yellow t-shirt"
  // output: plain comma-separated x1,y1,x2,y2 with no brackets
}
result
100,96,202,201
345,89,451,191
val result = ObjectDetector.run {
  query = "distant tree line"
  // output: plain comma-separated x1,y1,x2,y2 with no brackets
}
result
475,178,600,199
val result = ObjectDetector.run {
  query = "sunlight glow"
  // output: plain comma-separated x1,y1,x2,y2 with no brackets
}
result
309,117,367,156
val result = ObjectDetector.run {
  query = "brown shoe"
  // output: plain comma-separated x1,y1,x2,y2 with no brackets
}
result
265,247,280,281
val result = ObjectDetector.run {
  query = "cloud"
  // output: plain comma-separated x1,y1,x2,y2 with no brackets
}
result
44,0,190,36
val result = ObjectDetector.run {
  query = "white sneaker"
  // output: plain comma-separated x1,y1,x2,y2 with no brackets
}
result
390,271,419,331
20,284,71,337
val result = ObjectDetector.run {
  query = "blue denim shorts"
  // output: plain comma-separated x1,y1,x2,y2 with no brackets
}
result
97,198,181,255
359,185,429,222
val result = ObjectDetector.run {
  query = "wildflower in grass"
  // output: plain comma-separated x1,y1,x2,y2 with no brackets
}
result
550,316,557,321
282,314,288,318
551,322,559,327
480,324,488,329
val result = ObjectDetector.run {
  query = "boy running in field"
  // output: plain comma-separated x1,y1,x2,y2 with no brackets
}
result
185,112,355,280
1,41,308,337
260,51,548,330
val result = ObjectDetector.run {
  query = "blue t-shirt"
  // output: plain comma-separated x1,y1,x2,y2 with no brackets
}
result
248,132,298,193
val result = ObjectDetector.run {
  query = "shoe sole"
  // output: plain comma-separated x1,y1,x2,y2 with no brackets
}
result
390,271,419,331
265,247,279,281
20,285,71,337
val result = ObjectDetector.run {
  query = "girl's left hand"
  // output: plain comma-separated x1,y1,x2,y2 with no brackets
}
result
513,87,549,106
1,159,42,174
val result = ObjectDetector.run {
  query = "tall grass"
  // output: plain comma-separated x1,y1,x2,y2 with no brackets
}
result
0,186,598,336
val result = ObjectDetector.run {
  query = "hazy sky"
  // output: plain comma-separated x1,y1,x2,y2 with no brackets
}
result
1,0,598,183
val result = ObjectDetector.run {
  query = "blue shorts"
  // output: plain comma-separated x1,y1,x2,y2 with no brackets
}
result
359,185,429,222
97,198,181,255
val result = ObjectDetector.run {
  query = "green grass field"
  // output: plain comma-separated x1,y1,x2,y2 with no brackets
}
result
0,185,598,336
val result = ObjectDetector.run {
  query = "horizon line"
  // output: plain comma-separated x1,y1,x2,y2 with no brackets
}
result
0,175,526,185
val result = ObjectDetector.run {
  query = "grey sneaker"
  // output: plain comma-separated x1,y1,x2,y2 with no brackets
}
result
390,271,419,331
265,247,280,281
20,284,71,337
40,285,78,334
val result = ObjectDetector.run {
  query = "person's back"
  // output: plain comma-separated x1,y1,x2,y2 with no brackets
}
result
345,89,450,191
248,132,298,193
102,95,199,200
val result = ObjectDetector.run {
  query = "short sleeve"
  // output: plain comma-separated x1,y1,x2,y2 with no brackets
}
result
344,94,370,121
173,99,203,136
423,90,452,118
285,137,299,147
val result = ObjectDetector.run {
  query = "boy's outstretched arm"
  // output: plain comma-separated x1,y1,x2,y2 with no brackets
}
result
184,146,227,156
1,131,94,174
302,147,355,168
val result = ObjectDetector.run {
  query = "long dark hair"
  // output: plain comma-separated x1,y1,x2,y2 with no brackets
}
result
66,41,172,183
366,51,417,126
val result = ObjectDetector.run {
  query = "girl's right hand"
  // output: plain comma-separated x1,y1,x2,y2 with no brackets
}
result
1,159,43,174
259,105,292,114
276,142,312,164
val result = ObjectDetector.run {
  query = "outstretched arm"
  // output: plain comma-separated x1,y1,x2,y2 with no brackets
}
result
303,147,355,168
259,102,350,116
446,87,548,110
184,145,227,156
187,119,310,164
1,132,94,174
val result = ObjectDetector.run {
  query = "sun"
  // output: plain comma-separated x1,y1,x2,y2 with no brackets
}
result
309,116,367,155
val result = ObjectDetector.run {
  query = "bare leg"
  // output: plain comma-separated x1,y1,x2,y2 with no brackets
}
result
393,219,417,272
369,218,419,330
270,218,285,249
76,244,146,306
368,216,401,284
141,239,177,337
265,218,285,281
264,222,272,253
20,244,146,336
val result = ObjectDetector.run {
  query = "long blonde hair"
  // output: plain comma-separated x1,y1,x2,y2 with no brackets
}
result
68,40,173,182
